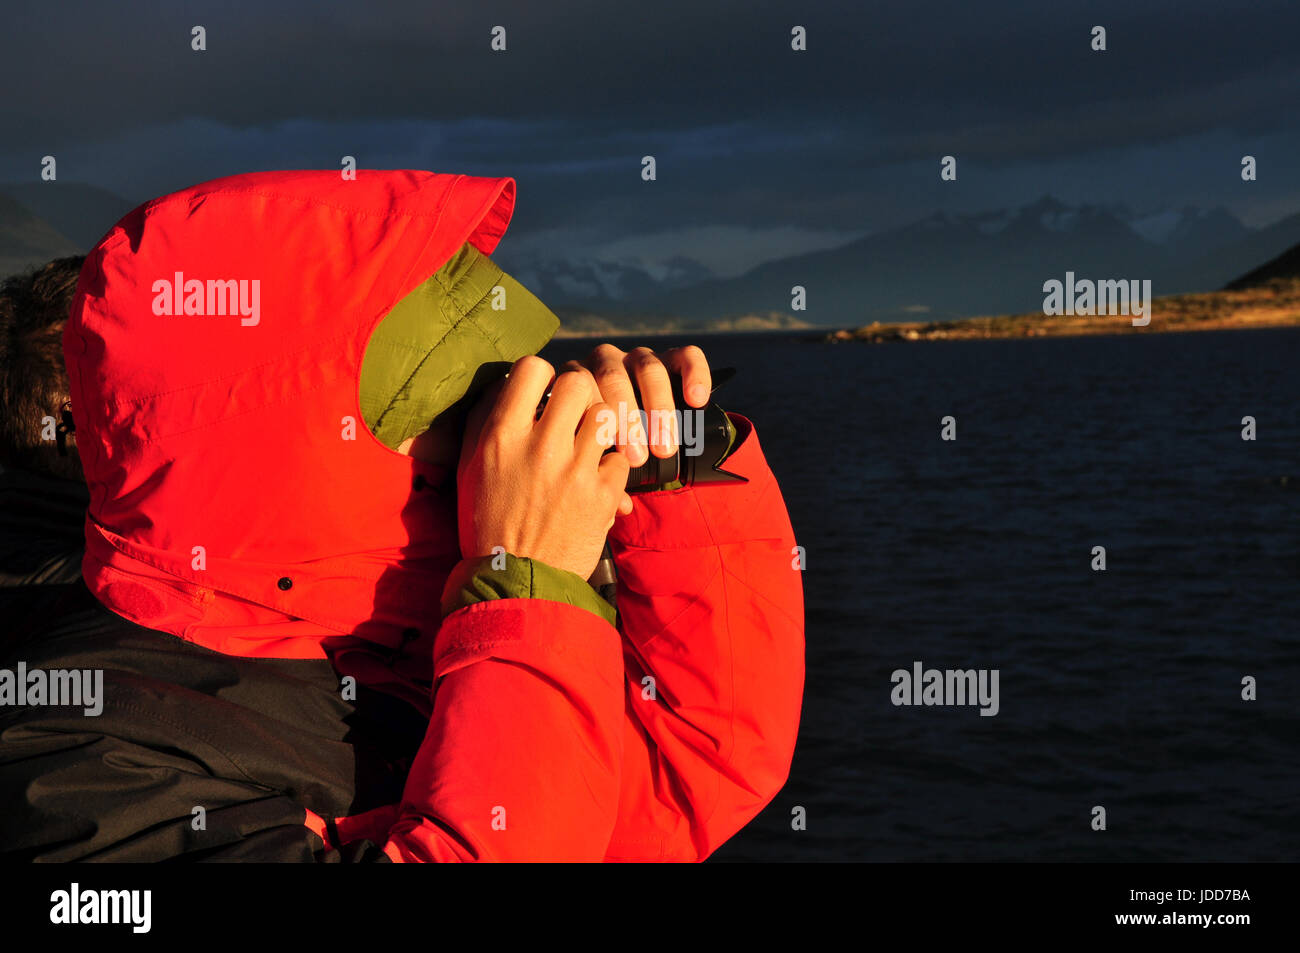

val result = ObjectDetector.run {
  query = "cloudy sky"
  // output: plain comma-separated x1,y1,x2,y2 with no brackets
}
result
3,0,1298,278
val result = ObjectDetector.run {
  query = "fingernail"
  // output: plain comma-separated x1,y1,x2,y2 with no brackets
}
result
689,383,708,405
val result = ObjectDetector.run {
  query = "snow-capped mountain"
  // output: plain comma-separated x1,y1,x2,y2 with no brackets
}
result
495,252,713,311
613,197,1295,324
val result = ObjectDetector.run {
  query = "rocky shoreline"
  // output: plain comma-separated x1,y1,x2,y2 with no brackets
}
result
823,278,1300,343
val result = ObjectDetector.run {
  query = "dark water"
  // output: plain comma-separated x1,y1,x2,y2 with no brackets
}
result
545,328,1300,862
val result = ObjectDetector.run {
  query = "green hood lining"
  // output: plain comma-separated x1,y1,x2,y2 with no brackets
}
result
360,241,560,450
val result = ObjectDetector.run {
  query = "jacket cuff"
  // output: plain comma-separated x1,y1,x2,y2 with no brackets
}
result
440,553,617,626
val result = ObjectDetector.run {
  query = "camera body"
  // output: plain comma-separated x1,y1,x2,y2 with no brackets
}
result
621,392,745,493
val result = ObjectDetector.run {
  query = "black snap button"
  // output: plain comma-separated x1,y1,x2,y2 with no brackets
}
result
277,577,293,591
413,474,429,492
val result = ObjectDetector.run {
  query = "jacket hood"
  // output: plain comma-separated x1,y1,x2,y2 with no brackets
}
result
64,169,521,660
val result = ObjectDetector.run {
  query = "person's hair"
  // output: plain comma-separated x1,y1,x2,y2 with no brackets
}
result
0,256,87,482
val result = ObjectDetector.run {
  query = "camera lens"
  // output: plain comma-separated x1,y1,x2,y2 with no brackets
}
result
625,450,680,492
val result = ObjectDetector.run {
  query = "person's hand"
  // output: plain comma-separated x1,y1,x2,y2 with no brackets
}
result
561,344,712,466
456,356,632,580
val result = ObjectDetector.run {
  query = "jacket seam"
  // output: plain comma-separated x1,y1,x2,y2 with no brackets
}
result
689,490,734,841
115,375,338,447
354,175,457,457
612,534,785,553
88,548,374,643
720,564,803,633
614,560,721,652
102,700,273,790
434,628,619,665
94,183,463,260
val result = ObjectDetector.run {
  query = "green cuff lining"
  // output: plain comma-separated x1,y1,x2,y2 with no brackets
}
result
441,553,617,626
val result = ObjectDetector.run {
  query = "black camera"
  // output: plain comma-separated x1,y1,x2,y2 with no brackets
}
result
617,367,747,493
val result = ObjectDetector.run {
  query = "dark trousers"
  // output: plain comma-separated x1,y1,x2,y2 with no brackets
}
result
0,580,428,862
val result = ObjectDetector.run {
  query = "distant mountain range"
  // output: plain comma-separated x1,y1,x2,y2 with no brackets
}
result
501,253,715,312
1,182,137,250
0,192,83,281
0,182,138,279
4,187,1300,328
1225,237,1300,289
504,196,1300,325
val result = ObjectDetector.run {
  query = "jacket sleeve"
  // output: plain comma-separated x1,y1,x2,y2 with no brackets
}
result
602,414,805,861
378,595,627,861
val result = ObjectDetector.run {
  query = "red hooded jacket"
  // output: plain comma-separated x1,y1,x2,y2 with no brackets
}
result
64,169,804,861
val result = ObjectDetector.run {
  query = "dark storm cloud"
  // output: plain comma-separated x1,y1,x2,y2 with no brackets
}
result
2,0,1298,266
5,0,1296,143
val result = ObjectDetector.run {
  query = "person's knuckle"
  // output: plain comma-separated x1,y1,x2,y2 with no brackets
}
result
643,366,671,389
515,354,552,376
556,366,595,396
629,349,664,374
529,433,561,467
594,362,628,387
607,452,631,476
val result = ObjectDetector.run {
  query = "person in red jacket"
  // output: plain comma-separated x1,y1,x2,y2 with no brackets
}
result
0,170,804,862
